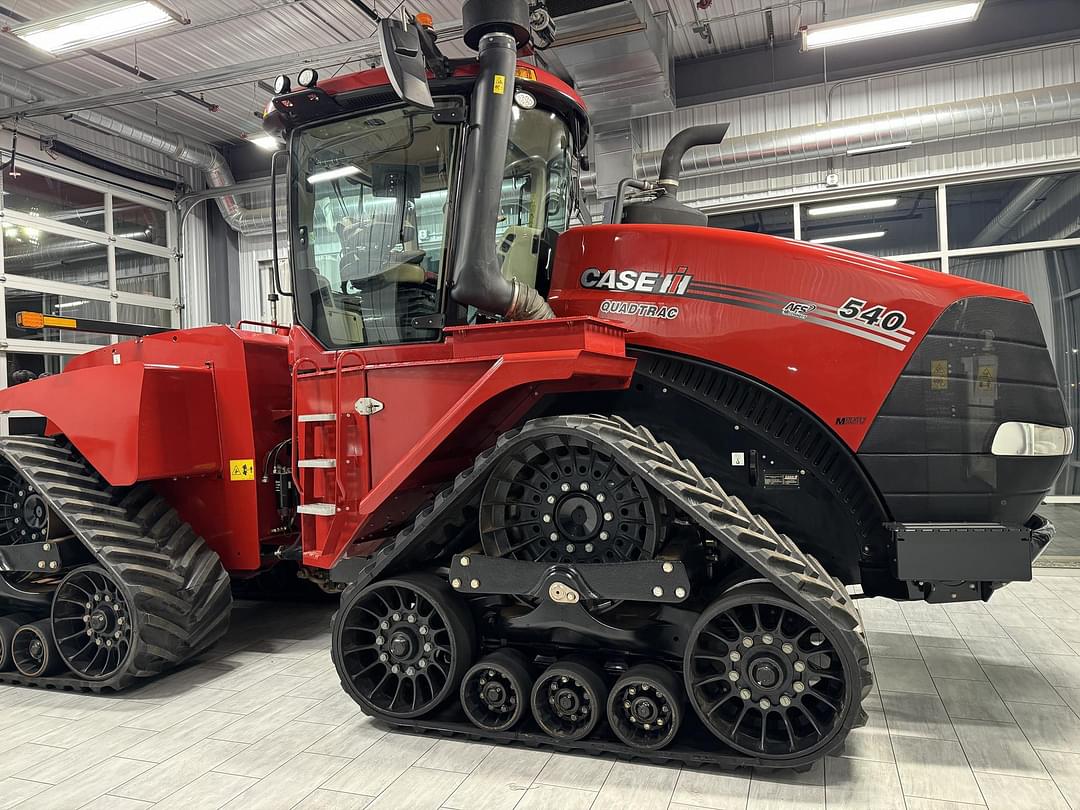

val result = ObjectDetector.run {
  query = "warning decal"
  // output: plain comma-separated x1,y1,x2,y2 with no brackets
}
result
930,359,949,391
493,74,506,94
230,459,256,481
977,364,996,392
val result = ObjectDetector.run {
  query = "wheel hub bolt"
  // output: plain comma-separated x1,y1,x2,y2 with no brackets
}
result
380,620,389,630
599,532,609,541
742,637,754,648
566,544,575,553
548,495,556,504
603,512,613,521
580,483,589,491
662,562,674,573
418,659,426,668
406,614,416,623
740,688,751,700
549,532,558,541
584,543,594,553
794,661,806,673
653,586,664,598
728,671,739,682
391,664,400,674
543,515,552,523
392,613,401,621
762,634,773,644
730,651,741,662
561,483,571,492
596,494,605,503
423,642,433,652
379,652,389,663
376,636,385,645
782,643,794,654
780,695,792,707
675,587,686,599
759,698,771,710
406,667,415,676
419,626,429,635
793,681,805,693
452,578,462,588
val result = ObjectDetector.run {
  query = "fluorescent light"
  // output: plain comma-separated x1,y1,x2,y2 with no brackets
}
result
802,1,982,50
807,198,898,217
13,1,176,54
307,165,360,184
846,141,913,156
248,134,283,152
810,231,887,245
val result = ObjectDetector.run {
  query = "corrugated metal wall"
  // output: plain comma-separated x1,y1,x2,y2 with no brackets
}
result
635,42,1080,207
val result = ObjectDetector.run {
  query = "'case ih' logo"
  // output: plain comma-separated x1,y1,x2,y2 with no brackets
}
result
580,267,693,296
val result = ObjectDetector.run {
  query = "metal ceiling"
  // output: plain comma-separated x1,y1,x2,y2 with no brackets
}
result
0,0,932,148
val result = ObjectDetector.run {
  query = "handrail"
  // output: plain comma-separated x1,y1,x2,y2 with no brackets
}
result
334,349,367,505
236,319,290,335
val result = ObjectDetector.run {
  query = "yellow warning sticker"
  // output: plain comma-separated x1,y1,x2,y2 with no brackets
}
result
977,364,996,392
493,74,506,95
230,459,255,481
930,359,949,391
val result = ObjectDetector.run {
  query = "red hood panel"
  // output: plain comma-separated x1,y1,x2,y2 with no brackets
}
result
548,224,1032,449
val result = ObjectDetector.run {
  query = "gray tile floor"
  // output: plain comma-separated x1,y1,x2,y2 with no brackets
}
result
4,574,1080,810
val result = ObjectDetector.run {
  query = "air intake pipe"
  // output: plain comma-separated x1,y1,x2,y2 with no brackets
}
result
449,0,553,321
657,123,730,191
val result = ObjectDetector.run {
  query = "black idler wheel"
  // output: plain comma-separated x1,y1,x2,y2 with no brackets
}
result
531,658,607,741
12,618,63,677
460,648,533,732
480,432,663,565
52,565,135,681
607,663,683,751
684,582,861,761
334,574,476,719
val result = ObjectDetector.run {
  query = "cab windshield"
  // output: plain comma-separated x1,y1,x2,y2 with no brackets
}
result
289,100,573,349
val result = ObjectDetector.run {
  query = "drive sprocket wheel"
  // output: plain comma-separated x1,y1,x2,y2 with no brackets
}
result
52,565,135,680
480,432,663,564
684,583,861,760
334,574,476,719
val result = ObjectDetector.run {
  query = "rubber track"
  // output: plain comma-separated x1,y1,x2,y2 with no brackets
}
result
0,436,232,691
336,415,872,768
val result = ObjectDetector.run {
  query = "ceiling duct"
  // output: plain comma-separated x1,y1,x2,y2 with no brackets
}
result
0,68,271,233
582,81,1080,197
544,0,673,130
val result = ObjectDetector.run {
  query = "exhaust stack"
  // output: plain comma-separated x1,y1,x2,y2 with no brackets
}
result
449,0,554,321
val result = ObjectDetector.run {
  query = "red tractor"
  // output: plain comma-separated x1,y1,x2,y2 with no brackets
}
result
0,0,1069,768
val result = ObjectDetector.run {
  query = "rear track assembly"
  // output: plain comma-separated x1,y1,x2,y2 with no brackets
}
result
0,436,231,691
332,415,872,769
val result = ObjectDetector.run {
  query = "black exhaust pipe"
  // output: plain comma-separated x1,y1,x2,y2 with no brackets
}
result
656,123,730,190
449,0,553,320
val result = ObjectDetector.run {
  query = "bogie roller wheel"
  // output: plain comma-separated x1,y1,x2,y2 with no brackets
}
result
607,663,683,751
52,565,135,681
11,619,62,677
334,574,476,719
460,649,533,732
531,658,607,741
480,432,664,565
685,583,862,761
0,613,30,672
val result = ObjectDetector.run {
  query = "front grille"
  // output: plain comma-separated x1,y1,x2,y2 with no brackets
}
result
859,296,1069,526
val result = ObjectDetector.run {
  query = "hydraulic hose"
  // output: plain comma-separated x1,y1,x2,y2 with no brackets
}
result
657,123,731,190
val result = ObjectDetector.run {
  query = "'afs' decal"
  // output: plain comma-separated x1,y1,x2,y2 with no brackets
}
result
782,301,817,319
581,267,692,296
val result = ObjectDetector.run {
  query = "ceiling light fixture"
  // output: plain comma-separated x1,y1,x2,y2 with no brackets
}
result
248,133,283,152
810,231,887,245
307,165,360,185
846,141,914,156
12,1,181,54
801,1,983,50
807,198,899,216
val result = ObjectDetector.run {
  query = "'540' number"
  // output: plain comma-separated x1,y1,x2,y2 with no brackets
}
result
838,297,907,331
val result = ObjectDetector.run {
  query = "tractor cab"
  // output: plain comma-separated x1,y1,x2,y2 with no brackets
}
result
264,35,589,352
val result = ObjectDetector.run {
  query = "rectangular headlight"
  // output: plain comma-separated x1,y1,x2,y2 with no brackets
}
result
991,422,1074,457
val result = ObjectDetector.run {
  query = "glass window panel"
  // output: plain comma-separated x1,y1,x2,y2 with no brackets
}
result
2,169,105,231
117,303,172,328
4,288,110,345
947,172,1080,249
950,246,1080,495
708,206,795,238
113,199,168,247
116,249,171,298
904,258,941,271
6,351,71,385
4,228,108,287
800,189,937,257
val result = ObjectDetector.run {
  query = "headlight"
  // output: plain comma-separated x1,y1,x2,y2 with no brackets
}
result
991,422,1074,456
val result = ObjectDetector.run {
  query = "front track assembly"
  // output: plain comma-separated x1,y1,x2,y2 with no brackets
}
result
0,437,232,691
332,415,872,769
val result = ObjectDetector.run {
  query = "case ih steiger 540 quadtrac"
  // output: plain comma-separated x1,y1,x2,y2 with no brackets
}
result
0,0,1070,769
